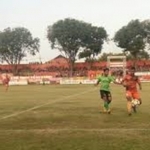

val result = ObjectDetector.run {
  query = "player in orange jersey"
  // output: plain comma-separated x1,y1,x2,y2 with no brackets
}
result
3,74,10,92
121,67,142,116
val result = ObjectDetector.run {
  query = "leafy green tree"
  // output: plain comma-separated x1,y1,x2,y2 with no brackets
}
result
47,18,92,76
126,51,149,60
142,19,150,48
78,26,107,69
98,51,149,62
47,18,107,75
0,27,40,74
114,19,150,66
98,52,113,61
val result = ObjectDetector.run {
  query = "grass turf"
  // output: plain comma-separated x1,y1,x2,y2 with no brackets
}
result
0,83,150,150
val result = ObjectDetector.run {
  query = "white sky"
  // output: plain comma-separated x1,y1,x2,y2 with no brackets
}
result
0,0,150,63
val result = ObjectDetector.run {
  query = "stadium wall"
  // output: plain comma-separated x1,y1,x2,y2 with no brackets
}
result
0,72,150,85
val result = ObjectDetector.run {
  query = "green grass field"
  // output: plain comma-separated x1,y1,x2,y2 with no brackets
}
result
0,83,150,150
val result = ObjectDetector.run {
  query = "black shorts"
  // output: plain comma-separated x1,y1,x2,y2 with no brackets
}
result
100,90,112,101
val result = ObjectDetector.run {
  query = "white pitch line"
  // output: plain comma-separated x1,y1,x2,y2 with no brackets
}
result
0,128,150,133
0,87,97,120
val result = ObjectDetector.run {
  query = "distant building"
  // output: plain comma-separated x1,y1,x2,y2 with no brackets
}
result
45,55,69,67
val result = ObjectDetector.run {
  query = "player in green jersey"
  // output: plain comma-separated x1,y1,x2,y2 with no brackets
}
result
95,68,116,114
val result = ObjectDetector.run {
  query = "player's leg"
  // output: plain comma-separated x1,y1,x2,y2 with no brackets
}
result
100,90,108,113
132,91,141,113
131,102,137,113
138,98,142,105
5,83,9,92
126,91,132,116
130,91,137,113
6,84,8,92
106,91,112,114
134,92,142,105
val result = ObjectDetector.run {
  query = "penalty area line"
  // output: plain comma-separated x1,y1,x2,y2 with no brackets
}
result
0,87,97,120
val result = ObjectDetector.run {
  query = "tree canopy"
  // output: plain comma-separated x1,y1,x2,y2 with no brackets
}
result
0,27,40,67
98,51,149,61
47,18,89,76
47,18,107,75
78,26,107,60
114,19,150,59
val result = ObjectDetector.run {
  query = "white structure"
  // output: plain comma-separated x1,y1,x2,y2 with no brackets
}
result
107,55,126,76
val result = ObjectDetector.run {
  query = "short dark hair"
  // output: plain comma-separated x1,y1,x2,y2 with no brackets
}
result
103,68,109,72
131,66,136,70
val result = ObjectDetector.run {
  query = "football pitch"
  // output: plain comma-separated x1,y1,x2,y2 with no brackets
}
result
0,83,150,150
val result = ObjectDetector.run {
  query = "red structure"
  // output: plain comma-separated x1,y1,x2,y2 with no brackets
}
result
0,55,150,77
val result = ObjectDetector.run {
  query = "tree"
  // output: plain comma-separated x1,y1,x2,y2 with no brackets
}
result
78,26,107,69
47,18,92,77
0,27,40,74
142,19,150,49
98,52,113,61
114,19,150,66
47,18,107,76
98,51,149,61
126,50,149,60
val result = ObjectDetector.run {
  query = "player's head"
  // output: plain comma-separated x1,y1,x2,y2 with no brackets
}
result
103,68,109,76
129,66,136,75
117,70,123,76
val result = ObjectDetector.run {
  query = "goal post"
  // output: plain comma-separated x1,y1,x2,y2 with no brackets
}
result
107,55,126,76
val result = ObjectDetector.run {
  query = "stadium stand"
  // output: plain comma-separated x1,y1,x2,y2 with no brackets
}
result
0,55,150,78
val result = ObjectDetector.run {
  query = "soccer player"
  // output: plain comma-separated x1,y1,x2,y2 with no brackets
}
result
3,74,10,92
95,68,115,114
121,67,142,116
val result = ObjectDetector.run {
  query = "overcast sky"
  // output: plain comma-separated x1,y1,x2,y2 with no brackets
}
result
0,0,150,63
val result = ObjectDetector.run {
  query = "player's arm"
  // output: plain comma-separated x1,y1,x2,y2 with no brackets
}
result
113,81,121,84
111,76,118,84
109,76,121,84
120,77,128,87
95,77,101,86
137,77,142,90
113,76,123,85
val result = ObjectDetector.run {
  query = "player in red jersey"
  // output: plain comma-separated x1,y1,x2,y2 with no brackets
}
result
121,67,142,116
3,74,10,92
